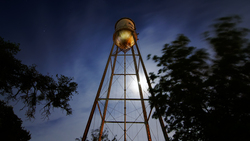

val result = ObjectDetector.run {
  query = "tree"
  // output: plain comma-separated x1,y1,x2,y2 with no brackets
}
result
0,37,78,119
75,128,117,141
202,15,250,141
149,16,250,141
0,100,31,141
88,128,109,141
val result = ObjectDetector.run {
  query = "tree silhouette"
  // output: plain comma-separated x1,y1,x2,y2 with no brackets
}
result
87,128,117,141
75,128,117,141
149,16,250,141
0,100,31,141
0,37,78,119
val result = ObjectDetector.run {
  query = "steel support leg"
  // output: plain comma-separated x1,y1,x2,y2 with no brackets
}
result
98,46,119,141
82,43,115,141
124,52,127,141
131,46,152,141
133,33,169,141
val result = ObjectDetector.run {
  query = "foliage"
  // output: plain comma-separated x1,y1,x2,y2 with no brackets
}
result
0,37,78,119
88,128,117,141
0,100,31,141
89,128,109,141
76,128,117,141
149,16,250,141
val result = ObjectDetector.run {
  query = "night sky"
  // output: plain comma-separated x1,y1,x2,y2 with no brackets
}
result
1,0,250,141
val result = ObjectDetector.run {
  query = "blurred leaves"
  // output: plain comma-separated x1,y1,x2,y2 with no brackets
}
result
149,16,250,141
85,128,117,141
0,100,31,141
0,37,78,120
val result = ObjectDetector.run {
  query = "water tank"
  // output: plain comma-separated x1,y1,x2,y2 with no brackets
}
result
113,18,138,50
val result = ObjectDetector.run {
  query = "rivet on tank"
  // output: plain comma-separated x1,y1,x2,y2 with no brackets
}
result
113,18,138,50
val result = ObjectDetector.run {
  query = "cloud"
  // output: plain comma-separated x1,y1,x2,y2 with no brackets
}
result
3,0,250,140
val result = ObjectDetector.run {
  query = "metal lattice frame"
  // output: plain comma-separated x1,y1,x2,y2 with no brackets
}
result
82,33,169,141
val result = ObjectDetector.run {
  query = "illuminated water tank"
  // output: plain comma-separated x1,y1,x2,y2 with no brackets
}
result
113,18,138,50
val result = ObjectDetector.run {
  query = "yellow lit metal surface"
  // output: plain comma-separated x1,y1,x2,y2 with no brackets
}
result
114,30,135,49
115,18,136,32
113,18,137,50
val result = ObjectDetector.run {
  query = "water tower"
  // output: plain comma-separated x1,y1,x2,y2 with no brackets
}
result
82,18,169,141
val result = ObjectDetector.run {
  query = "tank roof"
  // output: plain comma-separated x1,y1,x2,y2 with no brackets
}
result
114,17,136,30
